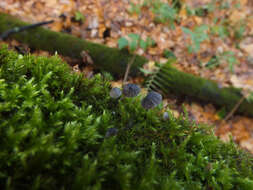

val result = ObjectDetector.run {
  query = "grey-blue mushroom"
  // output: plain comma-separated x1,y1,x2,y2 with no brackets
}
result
122,83,141,97
163,112,169,120
110,87,122,99
105,128,118,138
141,91,162,109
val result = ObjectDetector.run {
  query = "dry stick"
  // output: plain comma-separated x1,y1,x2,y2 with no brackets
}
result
123,53,137,84
223,95,245,122
0,20,54,40
122,29,145,84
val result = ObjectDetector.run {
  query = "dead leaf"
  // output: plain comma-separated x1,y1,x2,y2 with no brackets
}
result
50,21,63,32
240,43,253,55
80,50,94,65
72,64,81,73
231,74,253,97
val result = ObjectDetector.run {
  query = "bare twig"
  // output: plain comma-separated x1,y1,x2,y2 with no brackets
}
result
122,27,146,85
0,20,54,40
223,96,245,122
122,8,147,85
123,53,137,84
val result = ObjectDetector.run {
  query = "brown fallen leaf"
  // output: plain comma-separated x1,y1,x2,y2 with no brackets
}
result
50,21,63,32
80,50,94,65
230,74,253,97
72,64,81,73
240,43,253,55
82,65,94,79
240,139,253,153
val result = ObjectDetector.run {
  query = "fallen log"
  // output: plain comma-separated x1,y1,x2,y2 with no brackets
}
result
0,13,252,117
149,63,253,117
0,13,147,77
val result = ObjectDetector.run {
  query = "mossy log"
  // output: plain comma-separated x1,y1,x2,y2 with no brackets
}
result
0,13,147,77
0,13,253,117
149,63,253,117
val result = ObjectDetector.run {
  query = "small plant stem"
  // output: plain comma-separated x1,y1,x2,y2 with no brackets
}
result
223,96,245,122
123,54,137,84
122,27,146,85
122,11,146,85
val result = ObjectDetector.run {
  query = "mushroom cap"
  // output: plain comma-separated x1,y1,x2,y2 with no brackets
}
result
122,83,141,97
105,127,118,138
163,112,169,120
141,91,162,109
110,87,122,99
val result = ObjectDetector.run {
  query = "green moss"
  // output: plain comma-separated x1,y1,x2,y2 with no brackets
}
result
0,45,253,190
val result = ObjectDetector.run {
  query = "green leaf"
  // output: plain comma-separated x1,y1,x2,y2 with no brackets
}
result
163,50,176,59
118,37,129,50
217,107,227,119
186,6,195,16
128,2,141,14
128,33,140,42
234,22,245,40
140,39,148,51
247,92,253,103
205,56,220,68
128,33,140,52
152,3,176,26
221,51,238,72
74,11,85,21
139,68,154,75
181,27,193,35
195,25,208,33
187,45,194,53
182,25,209,53
129,42,137,52
146,37,156,47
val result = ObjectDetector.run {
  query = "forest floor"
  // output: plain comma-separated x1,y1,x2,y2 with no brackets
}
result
1,0,253,153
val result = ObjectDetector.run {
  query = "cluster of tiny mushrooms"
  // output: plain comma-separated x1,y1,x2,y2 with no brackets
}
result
106,84,168,138
110,83,162,109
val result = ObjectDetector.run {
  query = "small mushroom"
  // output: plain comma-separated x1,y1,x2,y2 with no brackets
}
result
110,87,122,99
163,112,169,120
122,83,140,97
105,127,118,138
141,91,162,109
